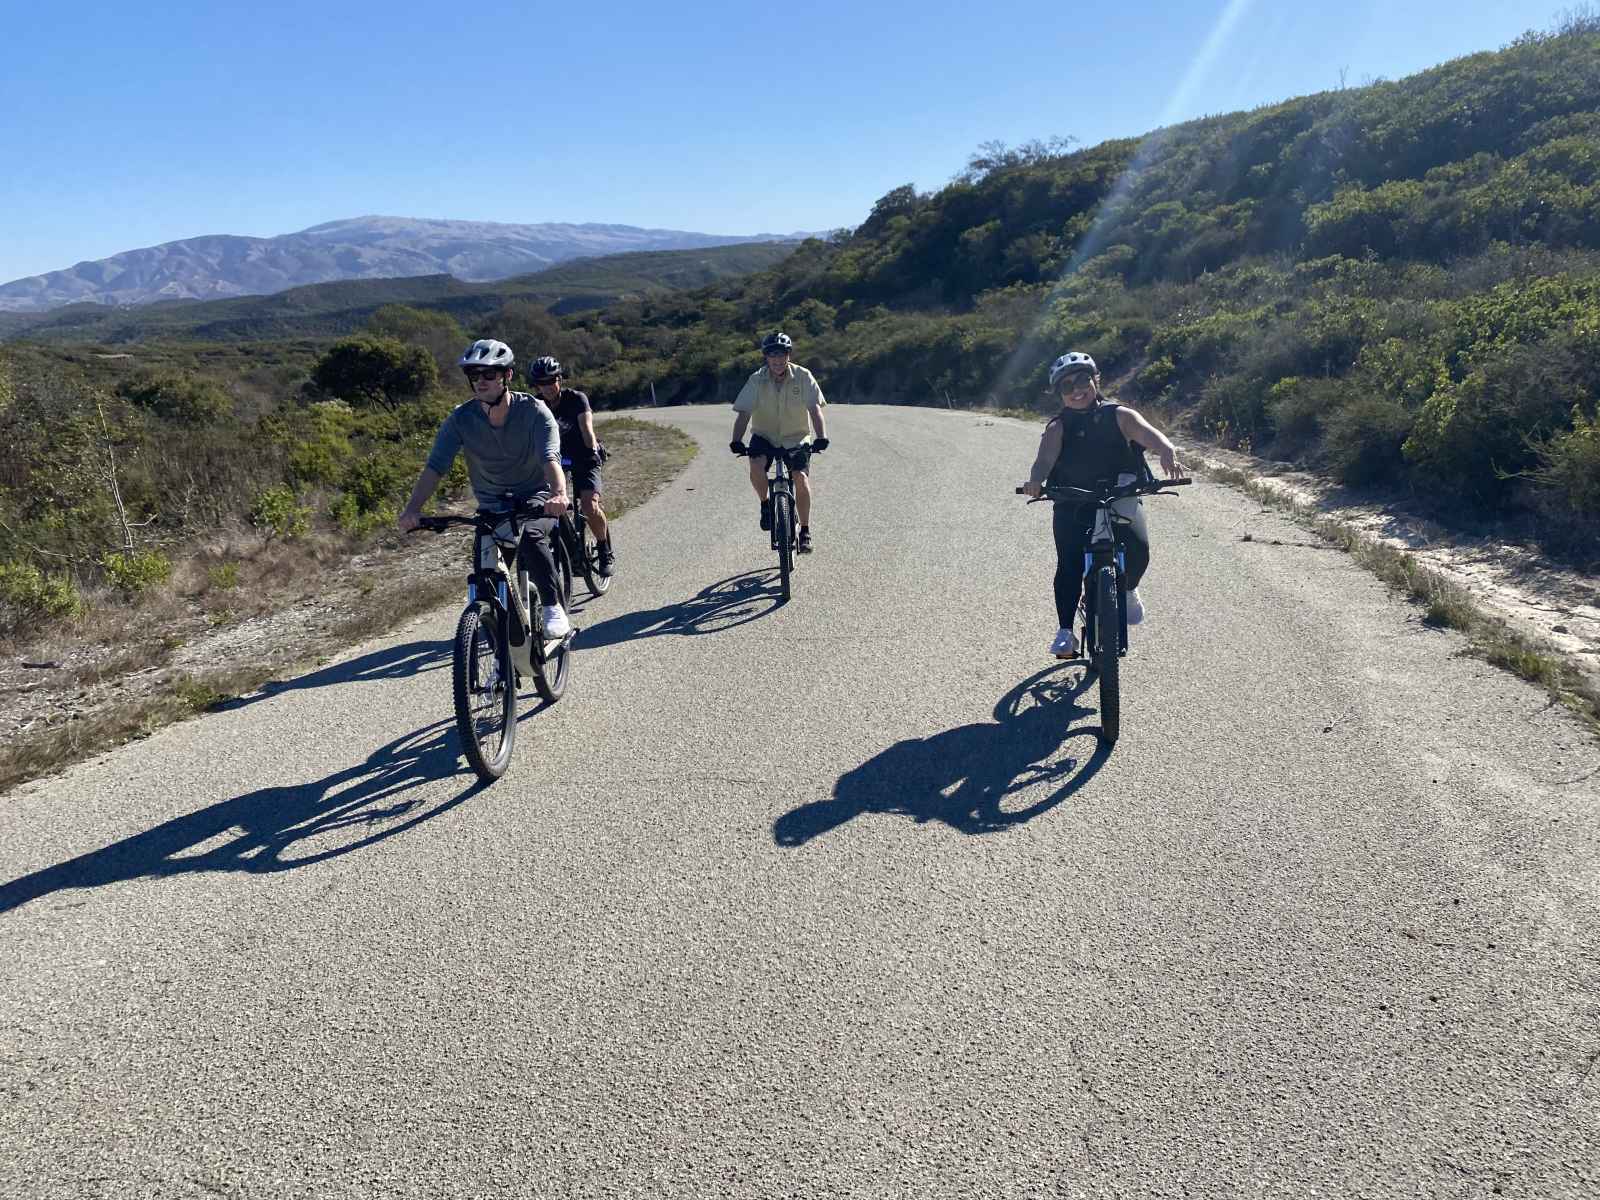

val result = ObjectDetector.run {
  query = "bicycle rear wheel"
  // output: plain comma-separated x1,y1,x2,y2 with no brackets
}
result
1094,565,1121,743
772,487,795,601
453,603,516,781
578,519,611,597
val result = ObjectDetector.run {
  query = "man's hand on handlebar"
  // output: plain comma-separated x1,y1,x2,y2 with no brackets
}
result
398,509,422,533
1157,447,1183,478
811,437,829,453
544,492,570,517
730,440,748,456
1021,481,1043,499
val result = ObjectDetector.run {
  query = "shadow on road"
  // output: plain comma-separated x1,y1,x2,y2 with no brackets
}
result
217,639,450,711
577,570,783,649
1,719,481,916
774,665,1111,845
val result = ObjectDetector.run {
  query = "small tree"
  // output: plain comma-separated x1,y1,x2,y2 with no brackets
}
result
311,337,437,411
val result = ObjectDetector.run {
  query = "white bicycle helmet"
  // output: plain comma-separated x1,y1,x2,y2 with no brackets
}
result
458,339,515,372
1048,351,1098,388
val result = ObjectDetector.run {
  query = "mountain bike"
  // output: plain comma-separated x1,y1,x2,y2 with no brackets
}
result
738,442,823,602
559,456,611,599
414,498,575,781
1018,473,1190,743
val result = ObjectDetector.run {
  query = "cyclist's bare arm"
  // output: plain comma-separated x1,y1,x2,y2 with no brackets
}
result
809,403,827,440
398,467,443,532
731,412,752,443
577,409,600,452
1024,422,1064,496
1116,407,1183,477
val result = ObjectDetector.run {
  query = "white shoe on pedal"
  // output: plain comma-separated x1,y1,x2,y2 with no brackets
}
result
542,605,571,639
1049,627,1078,658
1126,588,1145,625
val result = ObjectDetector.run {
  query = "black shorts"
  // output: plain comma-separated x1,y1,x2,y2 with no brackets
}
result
566,460,602,496
749,435,811,473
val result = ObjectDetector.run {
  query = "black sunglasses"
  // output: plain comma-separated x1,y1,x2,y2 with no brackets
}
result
464,368,504,381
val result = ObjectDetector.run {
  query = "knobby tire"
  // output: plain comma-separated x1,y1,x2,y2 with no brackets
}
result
578,519,611,598
1095,565,1121,744
453,603,516,782
773,489,795,602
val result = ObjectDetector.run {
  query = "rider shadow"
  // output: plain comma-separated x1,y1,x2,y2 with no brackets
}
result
577,571,783,650
0,719,482,916
774,665,1112,846
216,640,450,711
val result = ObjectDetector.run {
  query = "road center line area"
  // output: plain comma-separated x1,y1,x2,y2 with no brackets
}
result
3,405,1597,1198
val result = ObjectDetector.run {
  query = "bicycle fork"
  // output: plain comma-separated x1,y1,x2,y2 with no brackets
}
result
1081,544,1129,655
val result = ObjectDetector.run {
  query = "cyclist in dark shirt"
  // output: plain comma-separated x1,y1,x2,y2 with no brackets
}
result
528,356,613,577
1023,351,1183,659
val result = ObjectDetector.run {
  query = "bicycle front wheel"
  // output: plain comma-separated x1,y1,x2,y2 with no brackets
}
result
453,603,516,781
1094,565,1121,744
772,488,795,601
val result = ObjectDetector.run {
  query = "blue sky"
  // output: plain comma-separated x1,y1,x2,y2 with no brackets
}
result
0,0,1578,282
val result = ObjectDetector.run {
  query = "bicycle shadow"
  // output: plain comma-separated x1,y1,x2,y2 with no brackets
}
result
773,665,1111,845
577,570,783,649
216,640,450,711
0,719,482,916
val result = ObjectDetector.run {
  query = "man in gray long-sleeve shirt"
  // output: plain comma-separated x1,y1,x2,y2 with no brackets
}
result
398,339,572,639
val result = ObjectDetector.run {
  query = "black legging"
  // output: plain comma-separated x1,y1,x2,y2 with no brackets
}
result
1052,502,1150,628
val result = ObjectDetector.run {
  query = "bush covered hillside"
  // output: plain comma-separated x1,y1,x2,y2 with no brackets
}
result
559,16,1600,547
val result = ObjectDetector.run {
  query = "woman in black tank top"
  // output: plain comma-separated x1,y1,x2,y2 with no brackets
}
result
1023,353,1184,659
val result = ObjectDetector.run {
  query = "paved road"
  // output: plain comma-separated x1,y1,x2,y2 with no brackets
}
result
4,404,1598,1199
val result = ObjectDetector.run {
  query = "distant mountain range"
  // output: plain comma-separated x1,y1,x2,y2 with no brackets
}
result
0,217,811,313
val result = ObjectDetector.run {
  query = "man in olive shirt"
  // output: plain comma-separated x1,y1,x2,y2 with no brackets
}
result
729,330,829,552
397,339,572,639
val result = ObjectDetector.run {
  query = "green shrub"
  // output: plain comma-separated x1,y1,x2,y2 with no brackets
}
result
1324,395,1413,486
340,454,407,515
1532,408,1600,516
251,486,310,540
1264,377,1325,457
330,492,392,536
116,370,232,426
0,562,84,632
207,561,241,591
102,549,173,596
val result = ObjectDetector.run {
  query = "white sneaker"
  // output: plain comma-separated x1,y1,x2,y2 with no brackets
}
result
1049,627,1078,658
542,605,571,639
1126,588,1145,625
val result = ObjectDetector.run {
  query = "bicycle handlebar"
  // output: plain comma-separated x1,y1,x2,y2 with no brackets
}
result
411,495,554,534
1016,477,1191,502
734,443,826,459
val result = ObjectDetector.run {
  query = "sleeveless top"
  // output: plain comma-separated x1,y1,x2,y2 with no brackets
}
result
1044,401,1145,492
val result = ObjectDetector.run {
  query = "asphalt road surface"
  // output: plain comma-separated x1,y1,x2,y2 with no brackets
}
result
3,404,1598,1199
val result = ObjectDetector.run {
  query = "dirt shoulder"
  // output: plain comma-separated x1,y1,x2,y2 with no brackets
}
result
0,417,696,795
1179,441,1600,711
